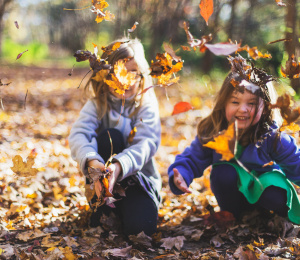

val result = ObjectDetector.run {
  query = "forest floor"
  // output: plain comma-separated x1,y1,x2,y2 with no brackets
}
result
0,65,300,260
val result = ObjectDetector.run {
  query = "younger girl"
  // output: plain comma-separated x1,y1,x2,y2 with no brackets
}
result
69,38,161,236
168,56,300,224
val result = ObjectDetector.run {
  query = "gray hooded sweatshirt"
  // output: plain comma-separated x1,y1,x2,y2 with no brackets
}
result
68,89,161,207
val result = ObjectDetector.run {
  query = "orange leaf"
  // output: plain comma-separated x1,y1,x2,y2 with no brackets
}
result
172,102,193,115
203,122,235,161
199,0,213,25
262,161,274,168
127,126,137,144
102,177,113,197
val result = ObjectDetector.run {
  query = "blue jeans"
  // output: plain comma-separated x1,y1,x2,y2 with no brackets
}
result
210,164,288,219
89,128,158,236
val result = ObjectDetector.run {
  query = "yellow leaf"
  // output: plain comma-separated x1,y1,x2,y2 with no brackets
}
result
10,155,38,177
203,122,235,161
127,127,137,144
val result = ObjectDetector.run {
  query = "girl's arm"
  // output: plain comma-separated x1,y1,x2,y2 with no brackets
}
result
168,136,213,195
68,100,104,176
112,96,161,180
270,132,300,186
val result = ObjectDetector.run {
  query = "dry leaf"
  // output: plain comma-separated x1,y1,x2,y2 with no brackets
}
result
281,55,300,79
127,126,137,144
11,155,38,177
205,42,241,56
203,122,235,161
16,49,28,60
237,45,272,60
199,0,214,25
160,236,186,250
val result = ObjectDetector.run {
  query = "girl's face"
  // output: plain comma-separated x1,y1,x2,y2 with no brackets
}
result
225,90,264,129
108,58,142,99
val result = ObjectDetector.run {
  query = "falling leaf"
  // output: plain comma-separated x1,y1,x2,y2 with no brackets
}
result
172,102,193,115
268,38,291,44
237,45,272,60
127,126,137,144
203,122,235,161
204,42,241,56
281,55,300,79
160,236,186,250
199,0,214,25
280,120,300,133
10,155,38,177
105,60,137,95
14,21,19,29
262,161,274,167
16,49,28,60
128,21,139,33
181,45,191,51
163,43,181,62
270,94,300,124
275,0,286,6
183,21,212,50
91,0,115,23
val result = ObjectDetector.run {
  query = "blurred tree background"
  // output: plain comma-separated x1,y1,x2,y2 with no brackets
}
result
0,0,299,92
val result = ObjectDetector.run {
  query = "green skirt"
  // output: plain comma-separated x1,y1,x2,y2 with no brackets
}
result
212,162,300,224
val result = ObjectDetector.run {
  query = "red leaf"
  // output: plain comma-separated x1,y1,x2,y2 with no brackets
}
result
172,102,193,115
16,49,28,60
199,0,214,25
205,42,241,56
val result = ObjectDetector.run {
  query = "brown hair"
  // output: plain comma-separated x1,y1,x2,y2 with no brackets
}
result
197,72,275,146
84,38,152,119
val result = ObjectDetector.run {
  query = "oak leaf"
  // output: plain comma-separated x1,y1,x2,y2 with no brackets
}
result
203,122,235,161
11,155,38,177
160,236,186,250
105,60,137,95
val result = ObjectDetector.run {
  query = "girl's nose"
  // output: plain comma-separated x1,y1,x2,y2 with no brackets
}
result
238,104,249,112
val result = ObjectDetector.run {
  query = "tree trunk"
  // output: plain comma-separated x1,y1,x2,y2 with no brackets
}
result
227,0,237,40
284,0,300,92
0,0,13,56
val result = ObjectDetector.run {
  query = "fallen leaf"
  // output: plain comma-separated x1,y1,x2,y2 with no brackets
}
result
10,155,38,177
160,236,186,250
281,55,300,79
128,21,139,33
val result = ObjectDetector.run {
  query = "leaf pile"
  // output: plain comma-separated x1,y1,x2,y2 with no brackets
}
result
0,67,299,259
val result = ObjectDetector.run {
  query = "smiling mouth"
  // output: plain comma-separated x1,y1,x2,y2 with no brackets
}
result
235,116,250,120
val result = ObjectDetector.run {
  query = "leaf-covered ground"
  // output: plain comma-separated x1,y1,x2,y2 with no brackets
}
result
0,66,300,259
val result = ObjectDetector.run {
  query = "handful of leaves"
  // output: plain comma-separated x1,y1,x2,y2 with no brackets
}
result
86,167,113,210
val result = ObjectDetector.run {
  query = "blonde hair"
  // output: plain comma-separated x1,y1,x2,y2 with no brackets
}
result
84,38,152,119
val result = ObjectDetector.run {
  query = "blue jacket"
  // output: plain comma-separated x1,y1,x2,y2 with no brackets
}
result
168,124,300,195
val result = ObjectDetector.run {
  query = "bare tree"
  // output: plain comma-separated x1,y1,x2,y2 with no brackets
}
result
0,0,13,56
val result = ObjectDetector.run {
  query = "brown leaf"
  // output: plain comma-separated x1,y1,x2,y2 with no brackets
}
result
281,55,300,79
160,236,185,250
10,155,38,177
199,0,214,25
275,0,286,6
127,126,137,144
14,21,19,29
16,49,28,60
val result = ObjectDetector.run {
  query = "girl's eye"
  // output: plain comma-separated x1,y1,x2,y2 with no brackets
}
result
232,101,239,104
249,103,256,106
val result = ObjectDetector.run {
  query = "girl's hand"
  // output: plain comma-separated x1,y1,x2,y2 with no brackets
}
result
173,168,192,194
106,162,122,194
87,160,105,198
